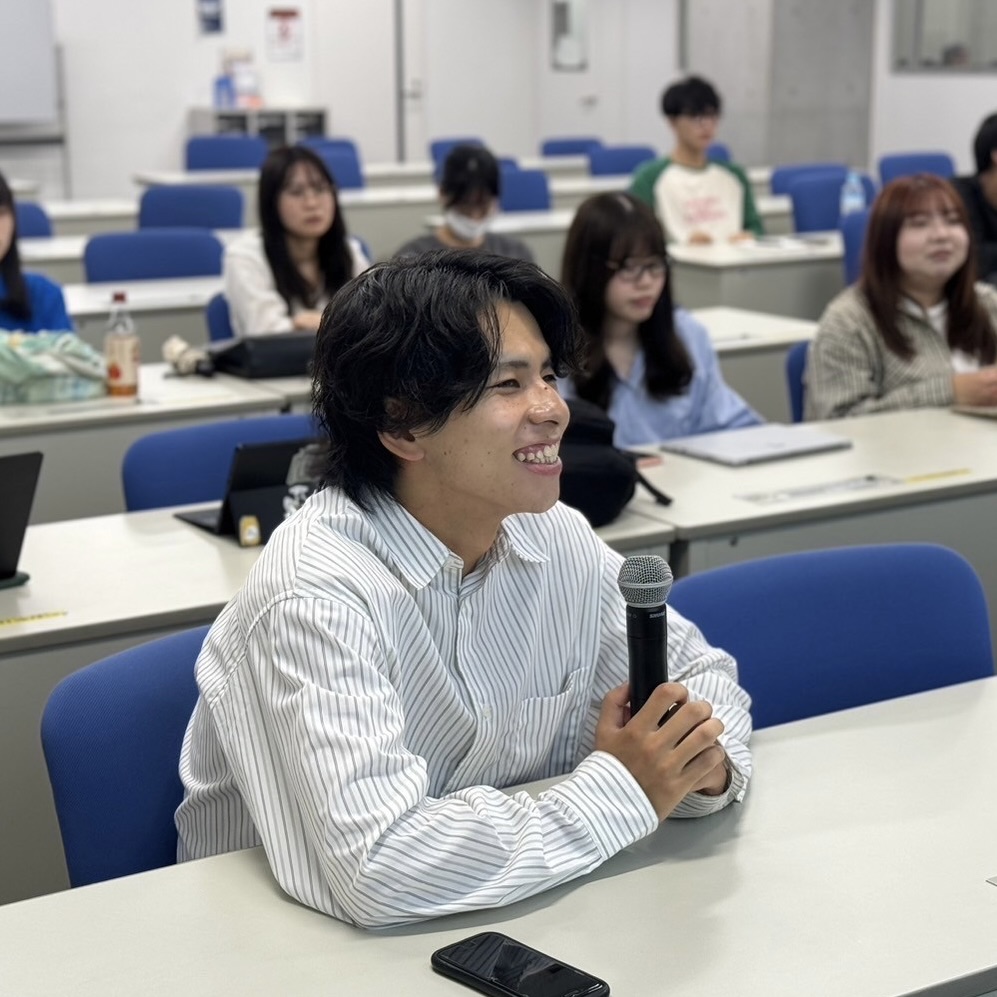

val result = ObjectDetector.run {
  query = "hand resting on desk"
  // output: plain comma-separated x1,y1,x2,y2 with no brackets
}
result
953,367,997,408
595,681,729,820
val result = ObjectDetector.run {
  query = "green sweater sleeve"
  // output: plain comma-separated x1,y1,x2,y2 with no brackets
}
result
629,159,668,208
721,161,764,236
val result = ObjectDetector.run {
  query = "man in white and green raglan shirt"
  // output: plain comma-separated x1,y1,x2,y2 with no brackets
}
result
630,75,763,245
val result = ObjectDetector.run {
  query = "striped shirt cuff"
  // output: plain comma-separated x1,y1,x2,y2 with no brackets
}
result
542,751,658,860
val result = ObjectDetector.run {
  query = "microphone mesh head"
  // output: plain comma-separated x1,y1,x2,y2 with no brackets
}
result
617,554,673,607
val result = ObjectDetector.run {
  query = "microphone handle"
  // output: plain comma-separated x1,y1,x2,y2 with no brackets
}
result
626,604,668,716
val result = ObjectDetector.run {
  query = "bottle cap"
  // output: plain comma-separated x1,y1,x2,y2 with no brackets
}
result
112,290,127,304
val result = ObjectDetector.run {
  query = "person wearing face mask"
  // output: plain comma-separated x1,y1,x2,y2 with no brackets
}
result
806,174,997,419
393,144,534,262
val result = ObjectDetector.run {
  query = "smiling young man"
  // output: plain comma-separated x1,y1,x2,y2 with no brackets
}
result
630,75,763,245
175,251,752,928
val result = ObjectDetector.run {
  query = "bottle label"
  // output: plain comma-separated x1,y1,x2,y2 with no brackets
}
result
106,333,140,397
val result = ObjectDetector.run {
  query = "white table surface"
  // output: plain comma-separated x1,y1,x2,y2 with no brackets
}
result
9,176,40,197
0,362,284,522
2,678,995,997
41,197,139,236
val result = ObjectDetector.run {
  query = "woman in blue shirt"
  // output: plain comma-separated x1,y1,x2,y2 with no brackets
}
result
560,192,760,447
0,171,73,333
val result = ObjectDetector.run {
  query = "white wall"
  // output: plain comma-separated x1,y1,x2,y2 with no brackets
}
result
869,0,997,174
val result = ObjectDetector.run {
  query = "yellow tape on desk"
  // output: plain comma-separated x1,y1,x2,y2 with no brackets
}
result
0,610,68,628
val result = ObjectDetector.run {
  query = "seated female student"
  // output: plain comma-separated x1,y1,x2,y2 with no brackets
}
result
393,144,534,262
224,146,369,337
807,174,997,419
0,171,73,332
560,192,761,447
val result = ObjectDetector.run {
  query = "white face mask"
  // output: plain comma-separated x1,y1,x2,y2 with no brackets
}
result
444,208,490,243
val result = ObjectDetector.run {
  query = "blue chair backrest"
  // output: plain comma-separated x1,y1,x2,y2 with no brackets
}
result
41,625,210,887
121,413,316,511
707,142,731,163
430,137,484,167
540,137,602,157
204,292,234,342
499,168,551,212
15,201,53,238
769,163,848,196
879,151,956,186
315,147,364,190
83,229,223,282
588,145,658,176
185,134,269,170
299,136,360,160
785,341,810,423
138,185,244,230
669,544,994,730
841,207,870,285
787,172,877,232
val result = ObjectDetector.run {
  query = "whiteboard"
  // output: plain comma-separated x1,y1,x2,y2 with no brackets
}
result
0,0,58,124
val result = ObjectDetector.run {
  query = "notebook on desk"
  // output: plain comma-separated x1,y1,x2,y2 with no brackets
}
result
175,437,320,545
659,424,852,467
0,451,43,589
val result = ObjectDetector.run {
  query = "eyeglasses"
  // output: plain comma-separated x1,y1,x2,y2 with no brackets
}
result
682,112,720,125
281,181,335,200
606,256,668,283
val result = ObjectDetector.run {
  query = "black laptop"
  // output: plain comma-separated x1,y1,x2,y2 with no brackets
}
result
175,438,320,545
0,452,43,590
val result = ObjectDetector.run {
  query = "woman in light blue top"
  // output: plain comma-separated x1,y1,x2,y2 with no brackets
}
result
0,170,73,333
560,192,760,448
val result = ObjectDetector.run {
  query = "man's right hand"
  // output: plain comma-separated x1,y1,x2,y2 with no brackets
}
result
953,368,997,407
688,231,713,245
594,683,727,821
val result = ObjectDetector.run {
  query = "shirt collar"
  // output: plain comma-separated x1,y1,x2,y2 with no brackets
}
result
365,498,550,589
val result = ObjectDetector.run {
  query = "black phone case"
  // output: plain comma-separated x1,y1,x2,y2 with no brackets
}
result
430,932,610,997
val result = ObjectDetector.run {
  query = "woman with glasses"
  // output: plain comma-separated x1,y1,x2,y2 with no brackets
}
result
224,146,369,337
560,193,761,447
0,170,73,332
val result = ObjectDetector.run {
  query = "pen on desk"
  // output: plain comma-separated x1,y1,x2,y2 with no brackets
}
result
902,468,971,484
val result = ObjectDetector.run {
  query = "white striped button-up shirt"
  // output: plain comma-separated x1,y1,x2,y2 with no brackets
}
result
176,489,752,927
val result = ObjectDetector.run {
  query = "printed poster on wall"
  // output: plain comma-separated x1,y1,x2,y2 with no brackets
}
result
266,7,303,62
197,0,224,34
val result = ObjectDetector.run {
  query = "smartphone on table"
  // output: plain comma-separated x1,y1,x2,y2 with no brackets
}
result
431,931,610,997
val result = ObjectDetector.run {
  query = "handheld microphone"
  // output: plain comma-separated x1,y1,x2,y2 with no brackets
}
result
617,554,673,717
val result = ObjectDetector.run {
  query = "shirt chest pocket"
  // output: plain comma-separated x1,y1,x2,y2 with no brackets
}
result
500,668,586,786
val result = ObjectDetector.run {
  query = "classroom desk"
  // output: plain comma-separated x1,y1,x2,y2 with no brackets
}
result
2,678,995,997
637,407,997,630
0,362,284,523
64,275,223,353
363,154,591,188
9,176,40,198
0,499,674,907
669,232,844,319
692,306,817,422
42,197,139,236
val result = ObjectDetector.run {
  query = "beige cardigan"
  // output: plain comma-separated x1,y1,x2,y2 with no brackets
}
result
804,283,997,420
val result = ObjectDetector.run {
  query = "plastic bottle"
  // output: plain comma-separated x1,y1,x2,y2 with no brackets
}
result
840,170,867,218
105,291,140,398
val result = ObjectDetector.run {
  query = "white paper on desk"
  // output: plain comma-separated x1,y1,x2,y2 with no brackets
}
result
659,423,852,467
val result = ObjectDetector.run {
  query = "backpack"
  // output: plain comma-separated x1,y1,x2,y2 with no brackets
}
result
558,398,672,527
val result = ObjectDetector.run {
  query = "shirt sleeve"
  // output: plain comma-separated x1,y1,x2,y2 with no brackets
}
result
629,160,660,207
27,274,74,332
734,163,765,237
223,239,294,337
577,541,753,819
205,593,660,928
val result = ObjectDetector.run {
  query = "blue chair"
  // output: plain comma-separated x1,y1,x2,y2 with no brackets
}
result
540,137,602,157
121,413,316,511
588,145,657,176
83,229,223,282
707,142,732,163
299,136,360,160
14,201,53,238
314,147,364,190
138,185,244,230
499,169,551,212
787,172,877,232
879,152,955,186
841,207,870,285
769,163,848,196
669,544,994,730
41,625,210,887
204,292,234,342
785,341,810,423
185,135,269,170
429,137,484,167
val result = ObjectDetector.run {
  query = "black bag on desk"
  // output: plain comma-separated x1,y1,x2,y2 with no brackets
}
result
559,398,672,527
208,332,315,379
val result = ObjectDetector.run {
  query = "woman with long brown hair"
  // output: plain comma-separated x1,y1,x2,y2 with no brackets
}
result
806,173,997,419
